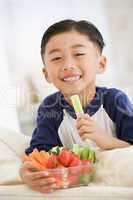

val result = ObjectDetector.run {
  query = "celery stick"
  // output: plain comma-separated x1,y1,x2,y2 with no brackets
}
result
70,95,97,149
70,95,84,117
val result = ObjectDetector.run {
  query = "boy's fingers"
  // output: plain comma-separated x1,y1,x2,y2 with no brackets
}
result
29,177,56,189
77,113,91,121
76,118,93,129
25,169,52,181
22,161,38,171
76,120,86,129
76,113,83,118
20,162,46,180
19,161,37,180
33,177,56,187
78,125,93,136
29,171,50,180
83,114,93,121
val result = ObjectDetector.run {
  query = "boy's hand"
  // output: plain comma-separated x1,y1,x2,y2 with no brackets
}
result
19,161,57,193
76,113,112,149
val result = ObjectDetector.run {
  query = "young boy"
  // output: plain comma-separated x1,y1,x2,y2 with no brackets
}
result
19,19,133,193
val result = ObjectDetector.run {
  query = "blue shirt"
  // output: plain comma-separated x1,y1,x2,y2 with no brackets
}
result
25,87,133,154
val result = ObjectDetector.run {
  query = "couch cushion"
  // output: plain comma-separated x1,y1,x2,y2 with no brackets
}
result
93,146,133,186
0,126,30,157
0,126,30,185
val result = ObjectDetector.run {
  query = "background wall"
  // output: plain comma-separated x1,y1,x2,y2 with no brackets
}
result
0,0,132,134
104,0,133,97
0,0,19,130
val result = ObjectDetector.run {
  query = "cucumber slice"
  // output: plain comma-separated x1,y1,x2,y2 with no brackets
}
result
72,144,83,157
81,147,90,160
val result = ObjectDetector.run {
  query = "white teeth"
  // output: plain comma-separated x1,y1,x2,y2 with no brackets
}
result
63,76,80,82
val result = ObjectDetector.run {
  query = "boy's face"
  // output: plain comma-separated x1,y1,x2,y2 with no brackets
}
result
43,30,106,96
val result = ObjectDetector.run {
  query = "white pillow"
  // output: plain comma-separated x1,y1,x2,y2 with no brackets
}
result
0,126,30,185
93,146,133,187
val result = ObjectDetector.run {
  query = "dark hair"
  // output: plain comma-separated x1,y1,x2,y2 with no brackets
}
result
41,19,105,60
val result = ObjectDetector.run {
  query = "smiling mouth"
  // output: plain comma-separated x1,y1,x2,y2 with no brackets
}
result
62,75,81,82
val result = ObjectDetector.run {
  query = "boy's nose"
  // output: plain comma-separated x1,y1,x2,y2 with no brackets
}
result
62,57,76,71
62,65,76,71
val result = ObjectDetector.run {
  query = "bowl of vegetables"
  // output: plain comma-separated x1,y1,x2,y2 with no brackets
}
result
23,144,96,190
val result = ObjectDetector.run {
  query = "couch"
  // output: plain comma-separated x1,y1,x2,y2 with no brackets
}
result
0,127,133,200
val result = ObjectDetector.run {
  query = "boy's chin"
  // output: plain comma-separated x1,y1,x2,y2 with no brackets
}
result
61,89,82,97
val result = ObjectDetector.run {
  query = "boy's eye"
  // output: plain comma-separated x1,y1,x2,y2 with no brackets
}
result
51,57,62,61
74,53,85,57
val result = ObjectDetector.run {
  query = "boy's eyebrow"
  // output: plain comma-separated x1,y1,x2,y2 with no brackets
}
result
48,44,86,55
48,48,61,55
71,44,86,49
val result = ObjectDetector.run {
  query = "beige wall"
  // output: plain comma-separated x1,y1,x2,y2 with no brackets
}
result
104,0,133,97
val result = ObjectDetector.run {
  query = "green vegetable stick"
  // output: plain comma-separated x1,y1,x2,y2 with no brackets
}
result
70,95,84,117
70,95,97,150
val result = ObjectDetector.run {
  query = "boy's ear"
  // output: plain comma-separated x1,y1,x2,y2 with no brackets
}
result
42,67,52,83
97,55,107,74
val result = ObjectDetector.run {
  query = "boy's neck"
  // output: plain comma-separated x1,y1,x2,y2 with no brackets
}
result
63,85,96,108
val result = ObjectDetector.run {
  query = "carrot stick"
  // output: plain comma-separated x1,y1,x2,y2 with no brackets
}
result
30,149,49,167
22,154,32,162
31,159,46,170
